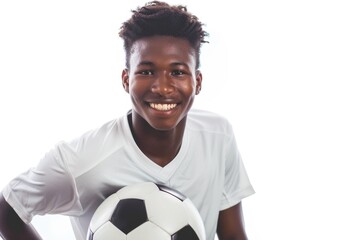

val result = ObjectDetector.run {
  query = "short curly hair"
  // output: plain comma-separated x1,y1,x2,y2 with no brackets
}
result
119,1,208,69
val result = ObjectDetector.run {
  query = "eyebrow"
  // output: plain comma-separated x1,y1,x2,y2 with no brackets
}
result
170,62,189,68
137,61,189,68
138,61,154,66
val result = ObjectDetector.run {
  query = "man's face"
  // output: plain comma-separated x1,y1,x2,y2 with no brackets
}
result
122,35,202,131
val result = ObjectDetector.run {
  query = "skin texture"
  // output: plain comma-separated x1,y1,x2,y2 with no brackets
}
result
122,36,202,167
217,202,249,240
0,194,42,239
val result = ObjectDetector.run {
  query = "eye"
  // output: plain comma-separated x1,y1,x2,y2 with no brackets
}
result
171,70,185,76
137,70,153,75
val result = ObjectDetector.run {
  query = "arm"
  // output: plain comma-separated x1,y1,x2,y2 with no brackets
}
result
0,194,42,240
217,202,248,240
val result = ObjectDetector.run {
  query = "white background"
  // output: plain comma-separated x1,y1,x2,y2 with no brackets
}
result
1,0,359,239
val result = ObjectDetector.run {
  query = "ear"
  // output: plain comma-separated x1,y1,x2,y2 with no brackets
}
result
122,69,129,93
195,70,203,95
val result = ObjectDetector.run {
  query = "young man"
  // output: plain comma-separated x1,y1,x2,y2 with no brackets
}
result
0,1,255,239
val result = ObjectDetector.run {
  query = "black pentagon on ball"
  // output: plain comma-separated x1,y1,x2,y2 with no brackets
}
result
156,184,186,201
171,225,200,240
110,198,148,234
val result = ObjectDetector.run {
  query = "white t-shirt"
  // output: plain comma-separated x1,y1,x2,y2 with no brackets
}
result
2,109,255,240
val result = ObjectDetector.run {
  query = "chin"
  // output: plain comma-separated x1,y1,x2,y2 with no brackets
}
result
149,122,178,131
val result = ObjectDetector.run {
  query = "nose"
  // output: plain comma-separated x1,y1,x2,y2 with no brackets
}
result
151,73,174,95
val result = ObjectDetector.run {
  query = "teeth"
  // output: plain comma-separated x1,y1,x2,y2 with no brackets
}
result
150,103,177,111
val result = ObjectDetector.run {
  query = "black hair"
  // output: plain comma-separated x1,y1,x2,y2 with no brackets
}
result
119,1,208,69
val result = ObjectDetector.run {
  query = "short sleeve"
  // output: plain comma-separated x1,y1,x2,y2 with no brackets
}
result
220,130,255,210
2,144,83,223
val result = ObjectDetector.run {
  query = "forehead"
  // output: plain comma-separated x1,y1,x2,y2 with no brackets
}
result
129,36,196,68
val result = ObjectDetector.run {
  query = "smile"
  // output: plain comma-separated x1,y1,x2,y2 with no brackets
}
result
149,103,177,111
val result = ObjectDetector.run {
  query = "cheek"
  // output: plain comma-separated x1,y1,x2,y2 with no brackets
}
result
180,81,196,95
129,79,146,94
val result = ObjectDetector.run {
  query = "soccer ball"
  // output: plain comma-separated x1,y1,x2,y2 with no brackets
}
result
87,182,206,240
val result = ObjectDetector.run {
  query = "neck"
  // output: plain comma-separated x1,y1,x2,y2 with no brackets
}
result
128,112,186,167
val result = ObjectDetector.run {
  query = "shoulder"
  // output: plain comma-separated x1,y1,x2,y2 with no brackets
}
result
52,117,129,175
81,118,122,139
187,109,233,136
67,116,126,147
